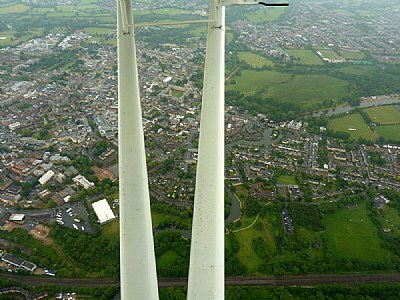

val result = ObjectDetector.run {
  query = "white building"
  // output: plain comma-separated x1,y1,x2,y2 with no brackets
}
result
73,174,95,189
92,199,116,224
39,170,55,185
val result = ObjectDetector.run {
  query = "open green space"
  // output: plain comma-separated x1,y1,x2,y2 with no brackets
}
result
319,50,341,60
226,69,291,96
245,7,286,23
277,175,296,185
378,206,400,238
337,65,375,75
0,3,28,13
286,49,323,65
267,74,349,106
171,89,184,98
324,201,390,263
234,226,263,274
328,113,377,141
134,8,191,16
364,105,400,125
228,70,350,107
83,27,115,35
375,125,400,142
101,220,119,241
238,52,274,68
341,50,366,60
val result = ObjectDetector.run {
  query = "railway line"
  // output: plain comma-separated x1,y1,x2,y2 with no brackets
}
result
2,273,400,288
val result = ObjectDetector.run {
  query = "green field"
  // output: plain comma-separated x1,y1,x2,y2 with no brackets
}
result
245,7,287,23
226,70,291,96
102,220,119,241
277,175,296,185
319,50,341,60
375,125,400,142
328,113,377,141
233,217,276,274
286,50,323,65
364,105,400,125
338,65,375,76
83,27,115,35
228,70,350,107
378,207,400,238
238,52,274,68
0,3,28,13
341,50,366,60
325,202,390,263
267,74,349,106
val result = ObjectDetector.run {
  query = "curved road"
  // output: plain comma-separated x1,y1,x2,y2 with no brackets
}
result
2,273,400,288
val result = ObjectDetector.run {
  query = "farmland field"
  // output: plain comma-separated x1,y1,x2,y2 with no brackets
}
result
328,113,377,141
325,201,390,263
286,50,323,65
375,125,400,142
238,52,274,68
363,105,400,125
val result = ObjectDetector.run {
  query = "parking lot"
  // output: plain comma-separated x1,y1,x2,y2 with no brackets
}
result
54,203,93,233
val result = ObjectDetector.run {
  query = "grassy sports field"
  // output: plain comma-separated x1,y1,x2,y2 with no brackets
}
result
363,105,400,125
286,49,323,65
375,125,400,142
324,201,390,263
318,50,341,60
83,27,115,35
277,175,296,185
328,113,377,141
238,52,274,68
341,50,365,60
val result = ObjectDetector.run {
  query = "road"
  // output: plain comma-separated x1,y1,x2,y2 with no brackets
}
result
2,273,400,288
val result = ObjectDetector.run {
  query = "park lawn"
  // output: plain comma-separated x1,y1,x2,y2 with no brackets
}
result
0,3,28,13
83,27,115,35
238,52,274,68
363,105,400,125
226,70,291,96
328,113,377,141
286,50,323,65
341,51,365,60
102,220,119,241
266,74,349,106
245,7,286,23
277,175,296,185
234,228,263,274
324,201,390,263
375,125,400,142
